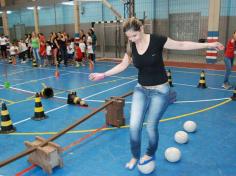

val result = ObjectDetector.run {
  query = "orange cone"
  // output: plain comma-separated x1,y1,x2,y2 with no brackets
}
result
89,60,94,72
55,64,60,78
55,70,60,78
12,58,16,65
0,102,16,134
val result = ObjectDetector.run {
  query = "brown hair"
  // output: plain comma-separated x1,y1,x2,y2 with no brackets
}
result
123,17,143,33
123,17,143,58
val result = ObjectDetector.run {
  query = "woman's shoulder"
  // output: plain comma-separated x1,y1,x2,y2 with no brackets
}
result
151,34,167,40
151,34,167,46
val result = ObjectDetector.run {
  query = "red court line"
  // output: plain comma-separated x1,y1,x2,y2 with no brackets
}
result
14,124,107,175
15,164,36,176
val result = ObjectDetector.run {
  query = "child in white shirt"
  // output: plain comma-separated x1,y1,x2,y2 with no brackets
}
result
79,39,86,66
46,41,52,66
9,42,18,64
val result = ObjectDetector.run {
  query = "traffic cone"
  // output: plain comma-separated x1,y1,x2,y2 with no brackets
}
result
89,60,94,72
197,70,207,88
231,87,236,100
32,59,37,67
12,57,16,65
39,87,54,98
167,69,174,87
67,92,88,107
32,93,47,120
55,70,60,78
0,102,16,134
55,64,60,78
8,57,12,64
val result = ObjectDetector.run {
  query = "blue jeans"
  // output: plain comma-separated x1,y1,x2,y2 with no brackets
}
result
32,48,42,65
224,57,234,84
129,83,170,159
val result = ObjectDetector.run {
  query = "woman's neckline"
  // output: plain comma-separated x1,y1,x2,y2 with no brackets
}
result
135,34,151,56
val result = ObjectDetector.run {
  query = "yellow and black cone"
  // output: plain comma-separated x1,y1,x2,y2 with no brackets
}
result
32,93,47,120
67,92,77,104
39,87,54,98
8,57,12,64
0,102,16,134
231,87,236,101
167,69,174,87
197,70,207,88
32,59,38,67
67,92,88,107
79,100,88,107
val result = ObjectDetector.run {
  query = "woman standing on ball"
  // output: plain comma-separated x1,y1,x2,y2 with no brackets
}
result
89,17,224,170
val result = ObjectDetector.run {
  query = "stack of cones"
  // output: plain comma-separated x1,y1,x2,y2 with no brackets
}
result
231,87,236,101
197,70,207,88
167,69,174,87
32,93,47,120
67,92,88,107
32,59,37,67
0,102,16,134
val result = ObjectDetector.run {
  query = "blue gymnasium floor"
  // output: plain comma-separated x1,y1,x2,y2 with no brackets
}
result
0,60,236,176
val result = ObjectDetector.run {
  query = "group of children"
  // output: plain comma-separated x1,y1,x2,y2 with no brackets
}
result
7,36,94,68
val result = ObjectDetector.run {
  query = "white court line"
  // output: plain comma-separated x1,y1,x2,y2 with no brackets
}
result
13,104,69,125
82,79,137,100
174,83,233,92
12,79,137,126
11,72,71,87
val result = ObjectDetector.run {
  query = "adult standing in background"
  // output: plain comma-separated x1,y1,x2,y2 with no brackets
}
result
31,32,41,66
222,31,236,89
89,28,97,62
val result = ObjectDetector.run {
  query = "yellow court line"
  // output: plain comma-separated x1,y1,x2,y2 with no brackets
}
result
8,98,232,136
0,98,15,104
6,76,137,106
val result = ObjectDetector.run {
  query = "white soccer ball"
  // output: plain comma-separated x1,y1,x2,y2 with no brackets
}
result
137,160,156,174
165,147,181,162
174,130,189,144
183,121,197,133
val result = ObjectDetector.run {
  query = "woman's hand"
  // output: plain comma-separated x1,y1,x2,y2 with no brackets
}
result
207,42,224,51
89,73,105,81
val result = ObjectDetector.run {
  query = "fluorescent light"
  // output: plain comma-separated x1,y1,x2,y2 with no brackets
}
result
61,0,102,5
0,11,12,14
27,6,41,10
61,2,74,6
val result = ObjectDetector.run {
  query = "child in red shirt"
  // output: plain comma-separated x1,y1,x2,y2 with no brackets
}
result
222,31,236,89
74,43,83,67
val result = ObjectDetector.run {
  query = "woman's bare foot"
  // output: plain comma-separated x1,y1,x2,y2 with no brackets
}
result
125,158,137,170
139,155,154,164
